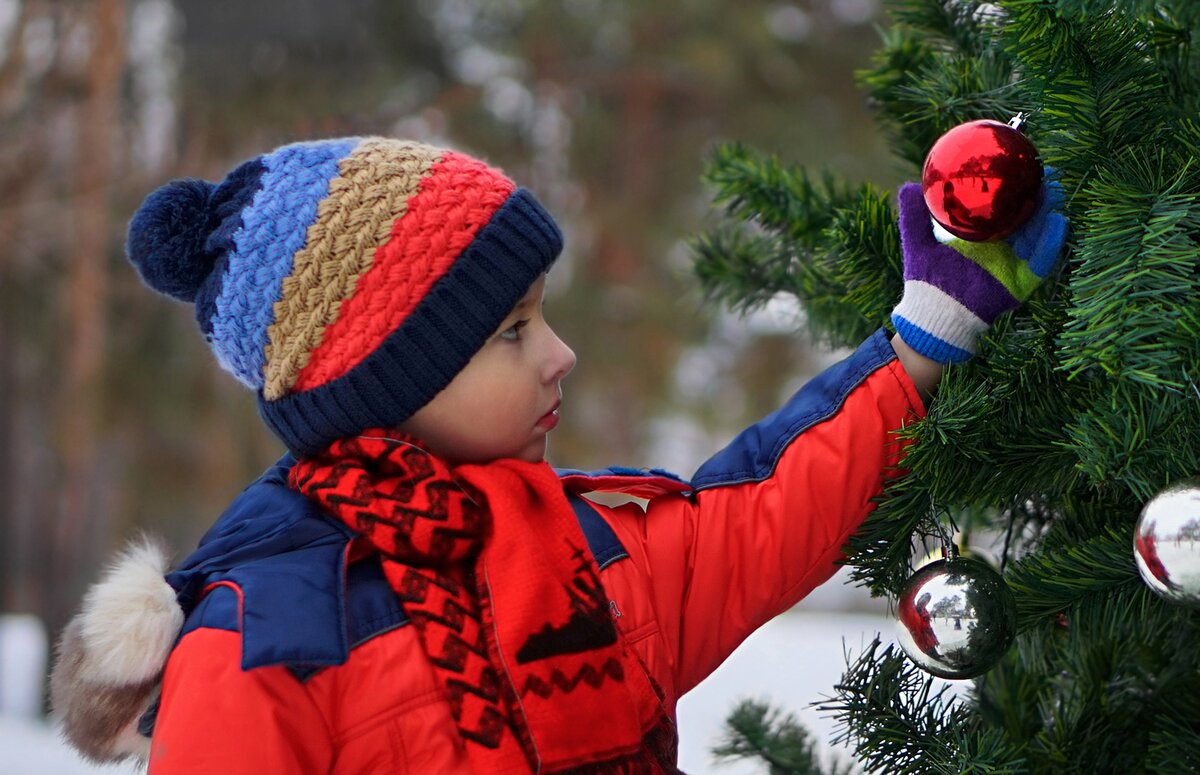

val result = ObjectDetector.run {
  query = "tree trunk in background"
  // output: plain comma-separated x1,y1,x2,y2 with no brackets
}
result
0,0,45,614
53,0,125,632
0,207,13,612
581,66,668,463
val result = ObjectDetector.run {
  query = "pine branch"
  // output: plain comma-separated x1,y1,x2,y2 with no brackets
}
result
857,25,939,167
701,142,854,245
920,327,1081,499
1155,4,1200,114
822,186,904,342
1146,691,1200,773
1019,591,1200,772
969,651,1050,757
1006,526,1141,632
841,469,935,596
692,224,801,315
1001,1,1179,176
842,327,1088,597
858,15,1023,171
1062,379,1200,501
712,699,852,775
890,0,993,57
1057,150,1200,391
818,638,1026,774
693,144,900,349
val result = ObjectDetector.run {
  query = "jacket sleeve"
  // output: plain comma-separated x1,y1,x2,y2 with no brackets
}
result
148,627,333,774
606,330,925,697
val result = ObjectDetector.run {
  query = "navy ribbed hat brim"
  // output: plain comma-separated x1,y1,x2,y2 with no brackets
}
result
258,188,563,456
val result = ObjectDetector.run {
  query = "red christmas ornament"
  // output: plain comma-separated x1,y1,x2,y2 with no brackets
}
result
921,118,1043,242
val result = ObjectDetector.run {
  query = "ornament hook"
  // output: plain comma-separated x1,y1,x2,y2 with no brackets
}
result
929,498,960,562
1008,112,1028,131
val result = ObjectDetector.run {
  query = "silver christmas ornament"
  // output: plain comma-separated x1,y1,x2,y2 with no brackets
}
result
895,553,1017,680
1133,478,1200,607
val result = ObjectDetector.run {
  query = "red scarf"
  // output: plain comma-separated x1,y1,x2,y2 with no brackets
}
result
289,432,678,773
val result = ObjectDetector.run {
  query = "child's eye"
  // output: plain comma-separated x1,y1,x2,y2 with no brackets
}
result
499,319,530,341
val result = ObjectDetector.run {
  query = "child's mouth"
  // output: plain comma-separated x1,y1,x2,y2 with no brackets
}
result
536,404,561,430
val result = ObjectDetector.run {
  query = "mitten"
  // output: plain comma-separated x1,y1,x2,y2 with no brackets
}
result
891,173,1068,363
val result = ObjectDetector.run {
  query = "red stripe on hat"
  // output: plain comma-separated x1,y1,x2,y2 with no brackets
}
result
294,152,515,392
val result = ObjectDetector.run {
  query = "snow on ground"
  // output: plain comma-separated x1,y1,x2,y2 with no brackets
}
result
2,606,920,775
0,717,135,775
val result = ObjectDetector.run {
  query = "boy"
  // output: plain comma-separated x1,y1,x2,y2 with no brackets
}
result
51,137,1065,773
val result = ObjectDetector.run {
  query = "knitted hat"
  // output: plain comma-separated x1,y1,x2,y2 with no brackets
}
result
127,137,563,456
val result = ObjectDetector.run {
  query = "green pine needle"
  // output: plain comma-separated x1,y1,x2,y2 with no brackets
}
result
713,699,853,775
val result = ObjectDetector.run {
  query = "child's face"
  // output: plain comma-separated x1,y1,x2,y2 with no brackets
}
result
399,274,576,465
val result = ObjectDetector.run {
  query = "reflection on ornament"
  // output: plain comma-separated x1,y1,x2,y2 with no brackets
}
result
921,118,1043,241
1133,478,1200,606
895,555,1017,680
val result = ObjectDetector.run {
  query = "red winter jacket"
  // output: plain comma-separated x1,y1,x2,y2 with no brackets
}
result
146,330,923,773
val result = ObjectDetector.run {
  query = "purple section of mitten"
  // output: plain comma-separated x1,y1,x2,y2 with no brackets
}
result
898,183,1018,324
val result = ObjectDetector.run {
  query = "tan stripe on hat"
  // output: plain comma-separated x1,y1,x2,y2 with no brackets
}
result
262,138,443,400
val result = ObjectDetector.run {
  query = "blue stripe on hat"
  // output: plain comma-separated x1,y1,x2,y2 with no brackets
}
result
210,138,360,388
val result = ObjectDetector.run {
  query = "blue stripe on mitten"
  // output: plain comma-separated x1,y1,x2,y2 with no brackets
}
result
891,171,1069,363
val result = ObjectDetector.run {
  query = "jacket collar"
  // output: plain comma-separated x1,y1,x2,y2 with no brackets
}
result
166,454,358,670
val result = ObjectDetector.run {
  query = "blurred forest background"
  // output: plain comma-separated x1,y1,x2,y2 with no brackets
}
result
0,0,899,654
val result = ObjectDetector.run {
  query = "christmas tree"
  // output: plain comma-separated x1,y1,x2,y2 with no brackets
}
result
693,1,1200,772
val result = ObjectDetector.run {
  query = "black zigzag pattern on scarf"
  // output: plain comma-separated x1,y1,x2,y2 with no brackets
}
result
396,566,461,599
458,705,510,751
445,665,503,710
348,484,484,561
444,667,509,748
396,569,490,670
291,437,518,754
520,657,626,699
306,440,484,563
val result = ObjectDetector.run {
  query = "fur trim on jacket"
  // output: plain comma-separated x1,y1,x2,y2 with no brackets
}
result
50,537,182,763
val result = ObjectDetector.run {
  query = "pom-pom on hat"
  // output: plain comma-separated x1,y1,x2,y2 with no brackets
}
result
127,137,563,455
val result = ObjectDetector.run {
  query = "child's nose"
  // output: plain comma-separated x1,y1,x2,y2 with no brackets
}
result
545,330,576,383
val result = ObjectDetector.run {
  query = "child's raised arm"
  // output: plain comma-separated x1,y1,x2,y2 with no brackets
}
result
593,175,1068,702
890,333,944,406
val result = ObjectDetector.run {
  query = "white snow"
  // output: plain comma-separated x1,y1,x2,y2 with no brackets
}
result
0,717,135,775
1,615,47,720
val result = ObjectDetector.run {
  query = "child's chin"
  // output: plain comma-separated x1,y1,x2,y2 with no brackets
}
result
517,439,548,463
